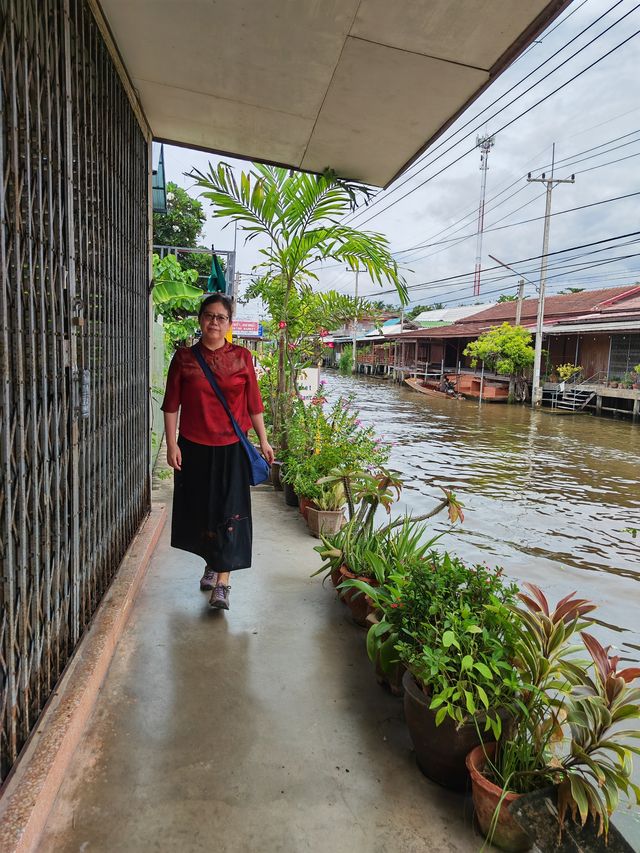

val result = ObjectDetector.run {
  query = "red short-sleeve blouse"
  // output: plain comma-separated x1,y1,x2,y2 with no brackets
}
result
161,342,264,446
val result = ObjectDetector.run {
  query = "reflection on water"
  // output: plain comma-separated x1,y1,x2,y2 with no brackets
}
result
324,373,640,665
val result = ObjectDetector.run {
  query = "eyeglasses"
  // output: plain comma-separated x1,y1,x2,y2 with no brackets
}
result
202,312,229,324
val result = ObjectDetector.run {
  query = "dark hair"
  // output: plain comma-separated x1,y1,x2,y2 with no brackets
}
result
198,294,233,320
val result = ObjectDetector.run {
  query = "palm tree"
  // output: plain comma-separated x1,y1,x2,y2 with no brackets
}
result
188,163,407,447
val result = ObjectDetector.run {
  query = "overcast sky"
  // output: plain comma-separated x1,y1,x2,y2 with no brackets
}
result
156,0,640,316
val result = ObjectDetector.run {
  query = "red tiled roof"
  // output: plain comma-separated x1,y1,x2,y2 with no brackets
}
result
451,286,635,325
392,284,640,339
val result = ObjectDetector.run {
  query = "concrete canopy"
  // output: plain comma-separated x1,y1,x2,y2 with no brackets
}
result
99,0,570,187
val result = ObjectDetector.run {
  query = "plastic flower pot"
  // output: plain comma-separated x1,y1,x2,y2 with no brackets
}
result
306,507,345,538
271,460,283,490
283,481,299,507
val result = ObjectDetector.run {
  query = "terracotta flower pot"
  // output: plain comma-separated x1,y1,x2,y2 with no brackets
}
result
338,565,378,627
330,565,344,590
298,496,316,520
402,670,505,792
307,507,345,538
466,743,532,852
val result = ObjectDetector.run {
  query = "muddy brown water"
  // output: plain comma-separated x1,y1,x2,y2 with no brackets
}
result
323,372,640,666
322,372,640,841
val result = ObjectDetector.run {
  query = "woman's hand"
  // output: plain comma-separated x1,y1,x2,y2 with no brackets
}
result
167,442,182,471
260,439,275,465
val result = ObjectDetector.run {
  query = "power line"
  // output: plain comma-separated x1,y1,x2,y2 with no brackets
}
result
421,253,640,306
394,129,640,258
370,231,640,297
348,16,640,228
317,129,640,280
399,189,640,263
347,0,625,222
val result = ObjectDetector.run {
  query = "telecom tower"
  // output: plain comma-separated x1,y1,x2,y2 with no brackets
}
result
472,134,495,297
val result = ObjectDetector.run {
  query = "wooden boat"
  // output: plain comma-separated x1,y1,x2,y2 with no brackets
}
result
404,376,461,399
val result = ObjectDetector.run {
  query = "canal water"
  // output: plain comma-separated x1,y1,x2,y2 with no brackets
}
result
323,372,640,668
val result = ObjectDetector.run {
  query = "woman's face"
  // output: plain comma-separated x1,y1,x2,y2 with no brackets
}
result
199,301,231,348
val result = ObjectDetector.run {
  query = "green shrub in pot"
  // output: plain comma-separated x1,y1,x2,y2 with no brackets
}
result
469,585,640,847
394,554,521,738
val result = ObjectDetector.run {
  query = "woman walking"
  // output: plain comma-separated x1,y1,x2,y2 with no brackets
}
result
162,295,274,610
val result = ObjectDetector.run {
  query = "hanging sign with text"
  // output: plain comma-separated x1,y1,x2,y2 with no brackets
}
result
233,319,263,337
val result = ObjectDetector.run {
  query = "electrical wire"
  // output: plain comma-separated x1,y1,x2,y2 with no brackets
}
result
392,129,640,258
345,16,640,231
346,0,626,222
399,189,640,266
368,231,640,298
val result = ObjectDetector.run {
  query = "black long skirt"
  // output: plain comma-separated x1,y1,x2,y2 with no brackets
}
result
171,435,252,571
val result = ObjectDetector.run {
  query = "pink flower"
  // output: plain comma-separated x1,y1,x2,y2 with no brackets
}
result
278,321,287,329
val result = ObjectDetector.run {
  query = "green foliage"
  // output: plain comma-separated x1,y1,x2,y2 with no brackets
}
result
556,363,582,381
484,584,640,838
247,277,379,383
558,632,640,837
497,294,518,303
153,182,213,281
464,323,535,378
338,346,353,373
484,586,597,795
393,556,520,736
152,254,203,356
187,162,406,448
281,396,391,501
154,182,206,246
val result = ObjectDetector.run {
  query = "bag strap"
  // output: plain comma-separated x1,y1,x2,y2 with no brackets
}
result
192,344,246,444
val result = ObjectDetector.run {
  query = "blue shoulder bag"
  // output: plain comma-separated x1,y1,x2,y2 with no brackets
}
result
193,346,271,487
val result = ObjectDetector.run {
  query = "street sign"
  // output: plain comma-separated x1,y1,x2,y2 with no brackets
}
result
233,319,263,337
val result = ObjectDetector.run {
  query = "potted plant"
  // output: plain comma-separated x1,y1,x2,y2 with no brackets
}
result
390,555,521,791
307,482,347,537
480,631,640,852
556,363,582,383
315,468,458,626
609,376,620,388
620,372,634,390
464,583,640,852
633,364,640,390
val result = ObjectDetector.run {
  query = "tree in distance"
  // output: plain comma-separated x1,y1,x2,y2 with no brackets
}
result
464,322,535,402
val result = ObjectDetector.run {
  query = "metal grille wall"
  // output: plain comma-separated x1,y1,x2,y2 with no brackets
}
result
610,334,640,379
0,0,150,782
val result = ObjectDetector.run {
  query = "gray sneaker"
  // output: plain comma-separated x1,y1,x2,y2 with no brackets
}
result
209,584,231,610
200,567,218,591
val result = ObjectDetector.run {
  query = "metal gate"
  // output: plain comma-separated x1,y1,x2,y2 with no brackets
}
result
0,0,150,783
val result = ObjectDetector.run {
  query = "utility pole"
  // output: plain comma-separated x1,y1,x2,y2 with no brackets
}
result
489,254,534,326
515,280,525,326
473,134,495,297
527,144,575,407
350,267,360,375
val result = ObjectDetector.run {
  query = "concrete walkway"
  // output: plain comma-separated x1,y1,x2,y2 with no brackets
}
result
40,476,482,853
